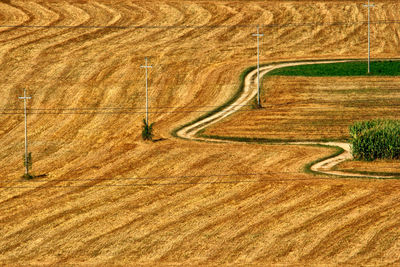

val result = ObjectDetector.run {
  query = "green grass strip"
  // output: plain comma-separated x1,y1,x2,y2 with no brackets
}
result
266,60,400,77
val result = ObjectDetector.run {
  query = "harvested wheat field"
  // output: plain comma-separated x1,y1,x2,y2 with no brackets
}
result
1,0,400,265
337,159,400,176
204,76,400,141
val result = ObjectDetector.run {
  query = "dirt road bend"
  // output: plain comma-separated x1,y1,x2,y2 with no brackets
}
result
176,60,393,179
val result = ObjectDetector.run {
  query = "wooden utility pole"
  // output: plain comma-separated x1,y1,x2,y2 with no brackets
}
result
19,89,31,175
141,57,152,125
364,0,374,73
252,25,264,107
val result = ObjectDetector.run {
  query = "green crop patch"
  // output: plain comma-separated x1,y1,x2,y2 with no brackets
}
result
266,61,400,77
350,119,400,161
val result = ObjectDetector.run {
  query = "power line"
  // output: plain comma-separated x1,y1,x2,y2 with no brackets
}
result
0,179,312,189
0,109,254,115
364,0,375,73
0,155,397,186
0,105,399,115
141,57,152,124
0,177,363,189
252,25,264,107
0,20,400,30
0,104,253,111
0,174,388,189
0,171,320,183
2,99,400,113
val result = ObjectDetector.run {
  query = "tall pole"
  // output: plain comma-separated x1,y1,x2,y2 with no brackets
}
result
141,57,152,125
19,89,31,175
252,25,264,107
364,0,374,74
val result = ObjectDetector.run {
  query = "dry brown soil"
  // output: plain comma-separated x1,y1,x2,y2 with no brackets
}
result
1,1,400,265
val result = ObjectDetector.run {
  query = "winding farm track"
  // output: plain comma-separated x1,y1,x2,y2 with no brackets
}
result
177,60,396,179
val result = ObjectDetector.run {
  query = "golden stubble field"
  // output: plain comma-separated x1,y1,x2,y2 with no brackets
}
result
0,0,400,265
204,76,400,141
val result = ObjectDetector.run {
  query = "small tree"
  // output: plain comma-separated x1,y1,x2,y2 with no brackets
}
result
142,119,154,141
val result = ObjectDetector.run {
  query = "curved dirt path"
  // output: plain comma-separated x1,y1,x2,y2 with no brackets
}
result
176,60,395,179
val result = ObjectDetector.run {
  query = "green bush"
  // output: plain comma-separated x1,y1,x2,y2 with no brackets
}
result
142,119,154,141
350,119,400,161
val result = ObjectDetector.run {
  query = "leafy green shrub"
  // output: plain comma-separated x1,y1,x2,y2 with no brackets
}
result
142,119,154,141
350,119,400,161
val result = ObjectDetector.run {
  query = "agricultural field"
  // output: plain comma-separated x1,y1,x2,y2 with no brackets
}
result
0,0,400,265
203,62,400,141
337,159,400,177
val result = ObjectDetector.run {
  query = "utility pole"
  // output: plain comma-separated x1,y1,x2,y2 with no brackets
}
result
140,57,152,125
19,89,31,176
364,0,374,74
252,25,264,107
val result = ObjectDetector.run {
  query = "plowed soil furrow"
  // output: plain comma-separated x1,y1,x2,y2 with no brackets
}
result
300,197,400,262
1,3,66,48
0,151,232,223
209,186,362,260
204,185,343,261
0,2,35,38
84,183,296,262
3,147,296,249
155,184,292,261
37,183,261,262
